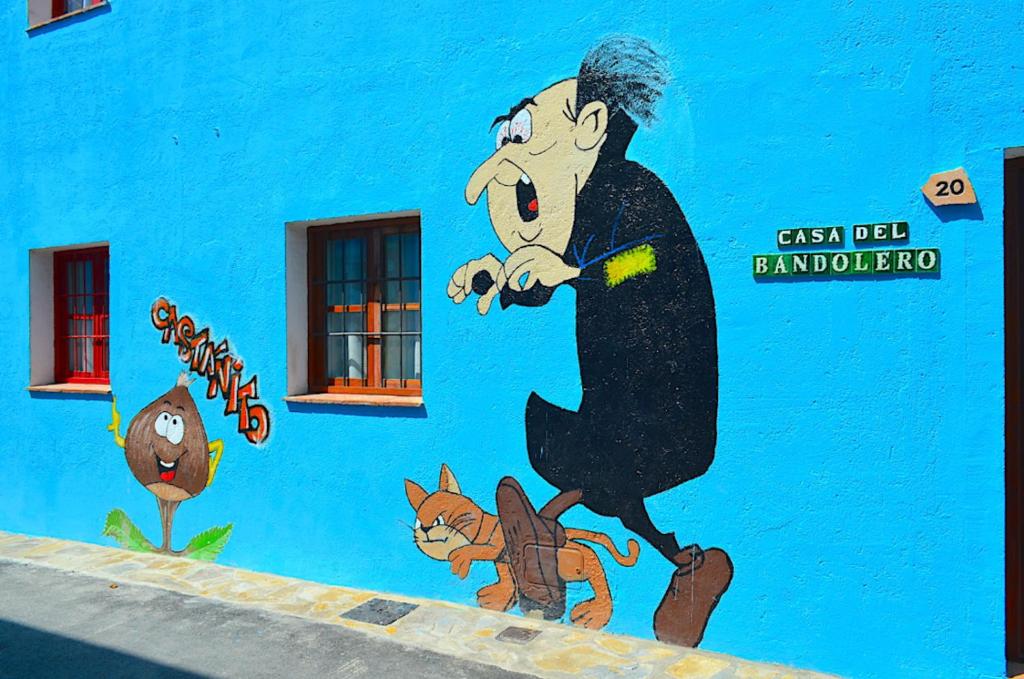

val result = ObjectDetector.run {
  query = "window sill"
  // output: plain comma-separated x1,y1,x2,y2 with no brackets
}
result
27,1,108,32
27,383,112,395
284,393,423,408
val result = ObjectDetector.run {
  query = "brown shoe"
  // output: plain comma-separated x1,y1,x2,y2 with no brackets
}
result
653,545,733,647
496,477,567,620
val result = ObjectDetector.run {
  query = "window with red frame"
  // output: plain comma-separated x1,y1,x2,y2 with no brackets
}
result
28,0,103,27
54,247,109,384
52,0,102,19
307,216,421,396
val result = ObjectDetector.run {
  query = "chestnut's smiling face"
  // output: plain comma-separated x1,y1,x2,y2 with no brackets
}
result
124,375,209,502
465,78,608,256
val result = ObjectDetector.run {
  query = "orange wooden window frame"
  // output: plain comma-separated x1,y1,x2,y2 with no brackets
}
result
307,216,422,396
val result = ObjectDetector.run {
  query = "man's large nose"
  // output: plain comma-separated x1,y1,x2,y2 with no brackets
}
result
465,155,522,205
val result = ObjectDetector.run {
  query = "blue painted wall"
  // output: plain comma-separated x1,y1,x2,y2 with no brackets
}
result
0,2,1019,677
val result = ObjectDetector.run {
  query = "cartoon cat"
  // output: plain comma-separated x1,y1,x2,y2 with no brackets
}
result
404,464,640,629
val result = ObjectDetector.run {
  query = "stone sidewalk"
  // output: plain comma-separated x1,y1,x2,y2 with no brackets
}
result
0,531,837,678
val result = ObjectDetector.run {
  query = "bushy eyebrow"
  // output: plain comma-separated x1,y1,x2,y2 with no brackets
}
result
491,97,537,130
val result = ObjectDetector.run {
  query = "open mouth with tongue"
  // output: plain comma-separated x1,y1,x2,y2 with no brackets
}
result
515,172,539,223
156,455,179,482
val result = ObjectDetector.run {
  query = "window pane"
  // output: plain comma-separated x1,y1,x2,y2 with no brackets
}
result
84,259,93,295
327,283,345,306
384,235,401,278
75,336,84,372
344,239,365,281
401,280,419,305
82,338,94,373
383,336,401,380
402,336,421,380
383,310,400,333
328,335,366,380
384,280,400,304
402,309,420,333
345,282,364,306
327,240,345,281
344,310,364,333
346,335,365,379
402,233,420,277
327,336,346,378
327,312,345,333
65,261,73,295
76,261,85,296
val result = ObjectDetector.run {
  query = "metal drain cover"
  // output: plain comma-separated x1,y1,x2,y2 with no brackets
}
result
340,598,418,626
496,626,541,644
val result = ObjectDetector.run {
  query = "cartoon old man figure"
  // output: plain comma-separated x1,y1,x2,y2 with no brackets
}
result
448,36,733,646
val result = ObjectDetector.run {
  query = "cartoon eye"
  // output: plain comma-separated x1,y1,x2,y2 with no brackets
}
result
154,411,171,437
414,518,422,530
166,415,185,445
434,516,445,527
509,109,532,144
494,120,511,150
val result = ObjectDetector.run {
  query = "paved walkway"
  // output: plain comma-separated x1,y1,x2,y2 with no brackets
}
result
0,531,836,678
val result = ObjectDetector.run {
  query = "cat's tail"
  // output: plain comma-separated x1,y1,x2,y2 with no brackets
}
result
566,529,640,567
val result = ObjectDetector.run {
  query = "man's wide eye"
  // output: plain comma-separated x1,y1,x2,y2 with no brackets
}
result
509,109,532,144
495,120,511,150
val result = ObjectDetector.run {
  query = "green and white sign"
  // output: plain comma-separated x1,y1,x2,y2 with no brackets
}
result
754,222,941,279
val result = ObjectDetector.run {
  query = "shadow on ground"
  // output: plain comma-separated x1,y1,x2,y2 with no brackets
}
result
0,619,206,679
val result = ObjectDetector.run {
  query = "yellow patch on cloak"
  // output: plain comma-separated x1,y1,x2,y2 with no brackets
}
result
604,244,657,287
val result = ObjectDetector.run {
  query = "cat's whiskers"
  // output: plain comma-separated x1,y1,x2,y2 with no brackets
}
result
448,512,476,533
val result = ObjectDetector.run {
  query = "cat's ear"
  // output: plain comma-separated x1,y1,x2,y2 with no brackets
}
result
405,479,428,510
439,464,461,495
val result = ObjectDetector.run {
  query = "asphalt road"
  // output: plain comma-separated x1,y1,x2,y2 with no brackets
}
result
0,560,534,679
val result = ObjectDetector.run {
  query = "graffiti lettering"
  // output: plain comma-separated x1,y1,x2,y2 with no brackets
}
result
151,297,271,444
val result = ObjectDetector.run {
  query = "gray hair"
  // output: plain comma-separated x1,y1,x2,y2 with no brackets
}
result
575,35,670,127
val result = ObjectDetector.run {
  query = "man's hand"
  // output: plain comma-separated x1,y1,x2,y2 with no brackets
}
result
497,245,580,292
447,254,502,315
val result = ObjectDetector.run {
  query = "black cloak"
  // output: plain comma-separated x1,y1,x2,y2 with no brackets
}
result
502,143,719,519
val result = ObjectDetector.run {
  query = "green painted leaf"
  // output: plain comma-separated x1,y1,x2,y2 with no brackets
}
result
183,523,233,562
102,509,156,553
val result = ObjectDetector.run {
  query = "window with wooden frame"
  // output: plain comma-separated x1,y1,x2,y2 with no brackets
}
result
307,216,421,396
53,246,110,384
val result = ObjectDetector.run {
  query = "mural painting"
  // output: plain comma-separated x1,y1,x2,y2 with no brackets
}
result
101,300,269,561
105,373,232,560
151,297,271,445
405,465,639,629
445,36,732,646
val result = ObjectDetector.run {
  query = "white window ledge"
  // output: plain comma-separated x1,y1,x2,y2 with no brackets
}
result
27,1,108,32
27,383,112,395
284,393,422,408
